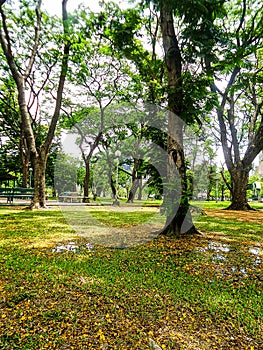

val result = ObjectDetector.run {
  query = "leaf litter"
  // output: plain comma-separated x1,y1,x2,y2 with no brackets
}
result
0,207,262,349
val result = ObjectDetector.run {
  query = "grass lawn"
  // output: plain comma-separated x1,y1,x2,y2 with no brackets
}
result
0,203,262,349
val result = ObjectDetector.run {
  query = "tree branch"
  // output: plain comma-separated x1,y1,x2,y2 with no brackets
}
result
236,0,246,47
0,7,21,81
44,0,70,150
24,0,42,79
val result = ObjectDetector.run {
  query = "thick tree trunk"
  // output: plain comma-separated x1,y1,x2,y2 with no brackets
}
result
161,119,197,236
137,177,143,200
127,178,140,203
31,149,48,208
226,167,253,210
160,3,198,237
127,181,137,203
21,163,29,188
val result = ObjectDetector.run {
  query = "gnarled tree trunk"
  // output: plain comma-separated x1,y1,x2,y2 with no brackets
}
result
160,2,198,236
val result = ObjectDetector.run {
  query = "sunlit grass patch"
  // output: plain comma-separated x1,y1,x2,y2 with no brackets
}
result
192,200,263,211
194,209,263,242
0,205,262,349
0,207,78,249
89,207,160,228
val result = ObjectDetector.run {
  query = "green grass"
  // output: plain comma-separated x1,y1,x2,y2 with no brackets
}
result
192,200,263,241
0,205,262,349
195,215,263,241
90,209,156,227
89,196,162,206
191,199,263,210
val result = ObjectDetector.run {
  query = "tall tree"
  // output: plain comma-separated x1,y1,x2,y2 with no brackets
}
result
158,1,197,235
156,0,226,235
88,0,221,235
0,0,71,208
205,0,263,209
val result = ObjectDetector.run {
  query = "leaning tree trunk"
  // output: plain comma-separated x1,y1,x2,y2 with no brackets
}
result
160,2,198,236
220,185,225,201
127,178,140,203
226,166,253,210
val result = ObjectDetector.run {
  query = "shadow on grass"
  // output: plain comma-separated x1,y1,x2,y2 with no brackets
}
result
0,206,262,349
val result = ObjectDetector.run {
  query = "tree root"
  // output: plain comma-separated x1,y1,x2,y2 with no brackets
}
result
159,224,203,238
224,203,256,211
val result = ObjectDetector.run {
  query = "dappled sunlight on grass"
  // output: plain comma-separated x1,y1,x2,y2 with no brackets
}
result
0,205,262,349
59,205,166,248
194,208,263,242
0,207,78,249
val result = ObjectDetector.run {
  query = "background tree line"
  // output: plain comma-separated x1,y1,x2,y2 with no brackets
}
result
0,0,262,236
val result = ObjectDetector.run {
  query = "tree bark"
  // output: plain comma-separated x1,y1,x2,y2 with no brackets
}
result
127,157,140,203
160,2,198,236
206,2,263,211
110,175,116,199
83,160,90,203
31,148,48,208
226,166,253,210
19,132,30,188
127,180,138,202
137,177,143,200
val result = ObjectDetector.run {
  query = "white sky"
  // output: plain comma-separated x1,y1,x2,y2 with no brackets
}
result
43,0,128,16
43,0,99,15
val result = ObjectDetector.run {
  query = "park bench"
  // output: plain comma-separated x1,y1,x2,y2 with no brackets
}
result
58,191,86,203
11,187,34,203
0,187,34,203
0,187,13,203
